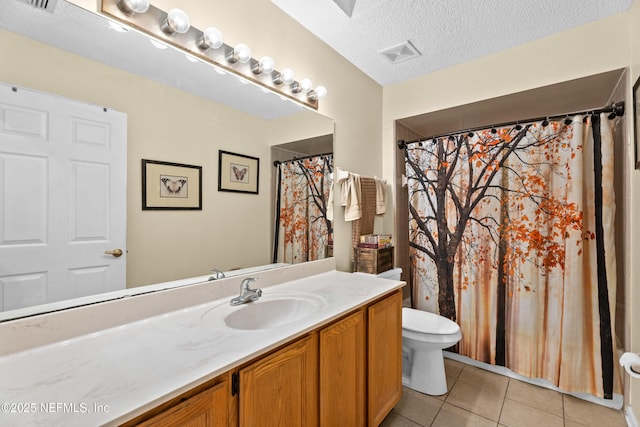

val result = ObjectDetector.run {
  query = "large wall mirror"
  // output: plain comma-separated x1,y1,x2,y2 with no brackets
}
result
0,0,334,321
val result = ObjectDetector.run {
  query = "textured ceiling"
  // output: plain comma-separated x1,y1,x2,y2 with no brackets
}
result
272,0,635,86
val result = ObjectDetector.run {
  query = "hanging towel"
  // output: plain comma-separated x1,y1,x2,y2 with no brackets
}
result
341,173,362,221
351,177,377,249
327,180,334,221
375,177,386,215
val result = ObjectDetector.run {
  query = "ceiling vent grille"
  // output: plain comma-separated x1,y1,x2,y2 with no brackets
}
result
379,40,421,64
18,0,59,13
332,0,356,17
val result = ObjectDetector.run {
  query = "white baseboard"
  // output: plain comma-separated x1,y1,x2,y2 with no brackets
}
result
626,406,639,427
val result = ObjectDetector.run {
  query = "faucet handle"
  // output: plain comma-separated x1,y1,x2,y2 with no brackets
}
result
210,267,225,280
242,277,258,288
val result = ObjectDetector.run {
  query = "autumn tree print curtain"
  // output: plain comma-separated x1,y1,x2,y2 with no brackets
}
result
274,155,333,264
405,115,618,399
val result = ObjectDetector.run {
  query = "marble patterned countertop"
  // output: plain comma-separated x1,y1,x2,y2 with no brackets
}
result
0,269,404,426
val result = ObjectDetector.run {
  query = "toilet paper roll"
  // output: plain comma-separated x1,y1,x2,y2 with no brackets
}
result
619,352,640,379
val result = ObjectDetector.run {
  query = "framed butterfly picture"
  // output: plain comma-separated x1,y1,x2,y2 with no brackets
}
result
218,150,260,194
142,159,202,210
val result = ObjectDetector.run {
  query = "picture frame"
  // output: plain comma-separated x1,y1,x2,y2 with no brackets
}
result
142,159,202,210
218,150,260,194
634,76,640,169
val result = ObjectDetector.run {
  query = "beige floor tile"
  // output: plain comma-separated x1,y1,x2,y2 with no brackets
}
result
444,357,465,379
499,398,563,427
445,366,508,421
432,403,498,427
380,412,423,427
456,366,509,391
393,386,443,425
505,379,563,416
563,395,626,427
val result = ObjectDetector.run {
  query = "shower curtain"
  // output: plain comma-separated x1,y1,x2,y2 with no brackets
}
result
274,154,333,264
406,114,618,399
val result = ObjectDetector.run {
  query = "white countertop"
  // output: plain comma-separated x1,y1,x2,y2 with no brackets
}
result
0,270,403,426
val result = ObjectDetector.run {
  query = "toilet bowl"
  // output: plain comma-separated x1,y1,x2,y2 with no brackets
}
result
402,307,461,396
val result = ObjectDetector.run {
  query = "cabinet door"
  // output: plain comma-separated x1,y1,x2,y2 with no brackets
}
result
239,334,318,427
319,309,366,427
368,290,403,426
132,377,229,427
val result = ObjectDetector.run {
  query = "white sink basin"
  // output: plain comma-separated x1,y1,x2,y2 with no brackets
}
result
204,292,327,330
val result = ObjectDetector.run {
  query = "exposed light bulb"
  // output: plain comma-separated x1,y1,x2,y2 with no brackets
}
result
259,56,275,74
161,8,190,35
252,56,275,75
235,44,251,63
272,68,295,85
198,27,223,50
300,78,313,93
226,43,251,64
117,0,149,14
308,85,327,102
281,68,295,84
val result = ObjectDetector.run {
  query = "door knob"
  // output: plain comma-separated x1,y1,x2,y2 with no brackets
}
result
104,248,123,257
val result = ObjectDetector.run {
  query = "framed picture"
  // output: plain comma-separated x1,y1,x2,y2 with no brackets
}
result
634,76,640,169
218,150,260,194
142,159,202,210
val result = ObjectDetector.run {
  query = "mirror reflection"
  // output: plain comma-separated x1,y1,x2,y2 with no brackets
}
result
271,136,334,264
0,0,333,321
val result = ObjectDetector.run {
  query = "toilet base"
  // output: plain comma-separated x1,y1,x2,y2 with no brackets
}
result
402,347,448,396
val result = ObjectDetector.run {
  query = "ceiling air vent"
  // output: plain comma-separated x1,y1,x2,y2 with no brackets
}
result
18,0,59,13
379,40,421,64
332,0,356,17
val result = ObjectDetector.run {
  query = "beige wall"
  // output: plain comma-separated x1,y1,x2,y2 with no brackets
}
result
1,0,382,285
383,9,639,420
148,0,384,272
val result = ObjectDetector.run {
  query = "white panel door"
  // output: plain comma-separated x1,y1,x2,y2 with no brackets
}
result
0,83,127,312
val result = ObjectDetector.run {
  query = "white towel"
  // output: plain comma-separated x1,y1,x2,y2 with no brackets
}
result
341,173,361,221
375,178,385,215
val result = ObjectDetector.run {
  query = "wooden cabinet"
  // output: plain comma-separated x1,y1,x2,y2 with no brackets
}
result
238,334,318,427
122,374,230,427
368,290,403,426
122,290,402,427
319,309,366,426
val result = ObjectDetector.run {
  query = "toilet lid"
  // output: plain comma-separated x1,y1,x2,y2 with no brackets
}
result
402,307,460,334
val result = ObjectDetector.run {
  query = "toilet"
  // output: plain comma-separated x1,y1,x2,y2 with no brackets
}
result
402,307,461,395
362,268,462,396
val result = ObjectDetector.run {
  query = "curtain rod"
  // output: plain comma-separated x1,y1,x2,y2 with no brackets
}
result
273,152,333,167
397,101,625,149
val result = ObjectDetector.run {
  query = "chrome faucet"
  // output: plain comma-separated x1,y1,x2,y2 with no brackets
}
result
209,267,226,281
230,277,262,306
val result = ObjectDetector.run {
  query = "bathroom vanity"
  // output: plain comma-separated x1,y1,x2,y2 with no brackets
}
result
0,259,404,426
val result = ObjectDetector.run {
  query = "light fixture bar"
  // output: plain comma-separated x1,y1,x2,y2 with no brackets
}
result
100,0,319,110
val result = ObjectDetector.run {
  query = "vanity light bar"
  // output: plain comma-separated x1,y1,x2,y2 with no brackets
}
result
100,0,324,110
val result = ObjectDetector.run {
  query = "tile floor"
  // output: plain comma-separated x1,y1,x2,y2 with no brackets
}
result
381,358,627,427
